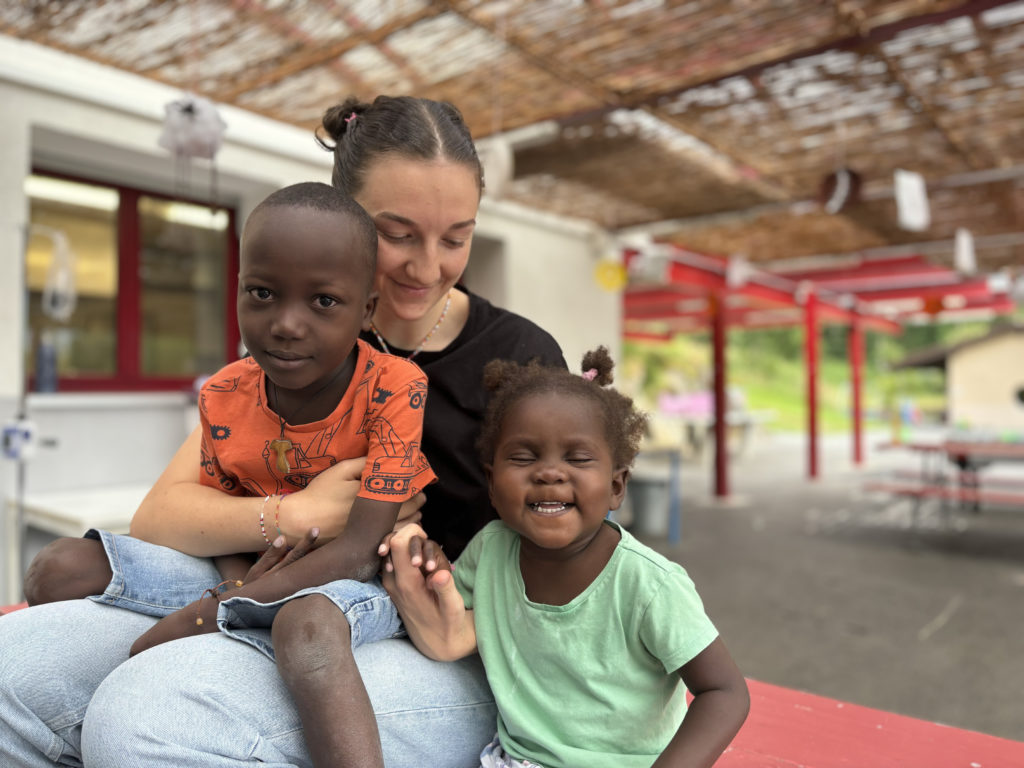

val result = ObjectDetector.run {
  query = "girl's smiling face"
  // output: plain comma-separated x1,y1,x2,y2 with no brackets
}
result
485,391,628,558
354,156,478,325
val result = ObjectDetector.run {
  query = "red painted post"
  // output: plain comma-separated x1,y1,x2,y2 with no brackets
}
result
805,290,819,479
849,319,864,466
711,292,729,497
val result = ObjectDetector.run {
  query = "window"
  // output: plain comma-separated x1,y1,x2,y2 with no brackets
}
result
25,172,239,391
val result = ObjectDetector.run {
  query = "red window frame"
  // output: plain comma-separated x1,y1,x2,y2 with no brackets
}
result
30,168,240,392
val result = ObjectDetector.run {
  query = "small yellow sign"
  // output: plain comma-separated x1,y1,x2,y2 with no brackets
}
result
594,260,627,291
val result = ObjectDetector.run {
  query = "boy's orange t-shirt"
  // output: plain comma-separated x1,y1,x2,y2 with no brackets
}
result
198,339,435,503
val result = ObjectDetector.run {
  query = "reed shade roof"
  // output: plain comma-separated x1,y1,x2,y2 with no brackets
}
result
5,0,1024,274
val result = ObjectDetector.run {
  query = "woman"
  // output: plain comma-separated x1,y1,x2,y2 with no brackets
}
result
0,95,564,767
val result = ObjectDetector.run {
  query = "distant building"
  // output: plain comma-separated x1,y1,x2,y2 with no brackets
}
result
894,324,1024,434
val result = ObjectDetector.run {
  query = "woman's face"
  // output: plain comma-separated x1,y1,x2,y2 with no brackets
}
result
354,156,480,323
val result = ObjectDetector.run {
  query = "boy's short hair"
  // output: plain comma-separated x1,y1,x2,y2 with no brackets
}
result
249,181,377,292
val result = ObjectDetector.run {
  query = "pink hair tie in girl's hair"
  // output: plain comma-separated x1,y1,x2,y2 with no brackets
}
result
582,368,598,381
345,112,357,124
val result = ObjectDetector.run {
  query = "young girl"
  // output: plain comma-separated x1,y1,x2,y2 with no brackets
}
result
383,347,750,768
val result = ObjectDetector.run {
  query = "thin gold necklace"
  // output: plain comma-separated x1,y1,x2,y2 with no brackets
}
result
369,290,452,359
267,363,349,473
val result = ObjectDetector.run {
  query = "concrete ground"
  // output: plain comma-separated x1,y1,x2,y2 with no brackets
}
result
627,428,1024,744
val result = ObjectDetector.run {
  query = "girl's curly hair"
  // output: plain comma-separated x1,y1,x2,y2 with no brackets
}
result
477,346,647,470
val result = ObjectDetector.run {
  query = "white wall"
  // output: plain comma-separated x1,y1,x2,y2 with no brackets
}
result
948,333,1024,433
477,201,620,369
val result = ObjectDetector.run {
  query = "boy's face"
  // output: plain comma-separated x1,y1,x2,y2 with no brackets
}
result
238,205,376,394
484,392,628,558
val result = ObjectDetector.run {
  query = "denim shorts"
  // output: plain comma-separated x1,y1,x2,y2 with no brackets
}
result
85,529,404,661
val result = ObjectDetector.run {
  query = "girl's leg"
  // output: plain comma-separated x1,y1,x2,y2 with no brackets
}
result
272,595,384,768
0,599,158,767
83,635,496,767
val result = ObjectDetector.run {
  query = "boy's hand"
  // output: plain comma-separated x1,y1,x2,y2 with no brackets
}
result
245,528,319,582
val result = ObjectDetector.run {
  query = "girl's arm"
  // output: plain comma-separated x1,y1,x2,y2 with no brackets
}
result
381,524,477,661
130,425,420,556
653,637,750,768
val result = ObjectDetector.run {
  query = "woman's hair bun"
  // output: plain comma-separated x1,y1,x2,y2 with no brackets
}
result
318,97,366,148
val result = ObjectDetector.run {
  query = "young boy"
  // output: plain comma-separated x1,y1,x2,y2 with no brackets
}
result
25,182,435,768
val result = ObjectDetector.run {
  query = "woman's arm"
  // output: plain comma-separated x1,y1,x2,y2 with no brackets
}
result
653,637,750,768
381,524,477,662
130,425,421,556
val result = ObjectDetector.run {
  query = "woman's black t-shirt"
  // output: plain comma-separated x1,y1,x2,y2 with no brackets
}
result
361,287,565,559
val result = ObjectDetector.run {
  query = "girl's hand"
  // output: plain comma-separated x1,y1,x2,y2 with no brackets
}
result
380,525,474,661
378,523,448,576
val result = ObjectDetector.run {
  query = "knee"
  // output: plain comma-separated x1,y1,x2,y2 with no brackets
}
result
23,537,110,606
272,595,352,679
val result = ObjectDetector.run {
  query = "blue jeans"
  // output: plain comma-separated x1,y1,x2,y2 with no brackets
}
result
0,534,497,766
86,530,404,658
0,601,495,767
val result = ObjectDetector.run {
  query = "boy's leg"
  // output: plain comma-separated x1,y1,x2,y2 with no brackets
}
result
22,537,112,605
273,594,384,768
86,529,225,617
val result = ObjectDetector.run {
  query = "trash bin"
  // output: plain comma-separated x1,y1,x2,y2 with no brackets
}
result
626,475,670,538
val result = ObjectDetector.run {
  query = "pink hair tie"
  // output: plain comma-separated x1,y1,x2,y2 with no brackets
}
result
582,368,598,381
344,112,357,124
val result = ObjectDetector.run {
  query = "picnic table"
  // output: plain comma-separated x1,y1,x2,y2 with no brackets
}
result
865,439,1024,524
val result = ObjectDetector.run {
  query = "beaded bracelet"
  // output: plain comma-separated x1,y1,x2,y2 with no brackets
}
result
195,578,244,626
274,491,290,538
259,494,274,546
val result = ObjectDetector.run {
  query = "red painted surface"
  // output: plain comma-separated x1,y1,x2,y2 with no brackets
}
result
711,293,729,498
805,292,819,479
849,320,864,466
725,678,1024,767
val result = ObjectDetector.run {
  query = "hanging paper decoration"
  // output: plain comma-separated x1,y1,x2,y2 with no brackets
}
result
158,94,227,160
954,227,976,274
894,169,930,231
819,167,862,214
33,226,77,323
478,137,514,200
726,254,751,288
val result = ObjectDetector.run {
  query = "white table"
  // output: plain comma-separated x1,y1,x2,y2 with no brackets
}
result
4,484,150,603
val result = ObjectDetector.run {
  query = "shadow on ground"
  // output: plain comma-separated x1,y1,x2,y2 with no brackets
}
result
629,430,1024,743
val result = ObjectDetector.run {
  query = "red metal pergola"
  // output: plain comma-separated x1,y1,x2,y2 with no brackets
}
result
623,246,1015,500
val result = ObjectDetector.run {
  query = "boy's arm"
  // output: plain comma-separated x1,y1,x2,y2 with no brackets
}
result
653,637,750,768
381,524,477,662
129,497,399,656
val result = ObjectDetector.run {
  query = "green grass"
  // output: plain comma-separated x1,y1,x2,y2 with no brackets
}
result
623,333,942,435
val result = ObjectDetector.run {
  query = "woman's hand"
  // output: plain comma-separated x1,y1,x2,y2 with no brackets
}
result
275,460,424,547
278,457,365,544
380,524,475,661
